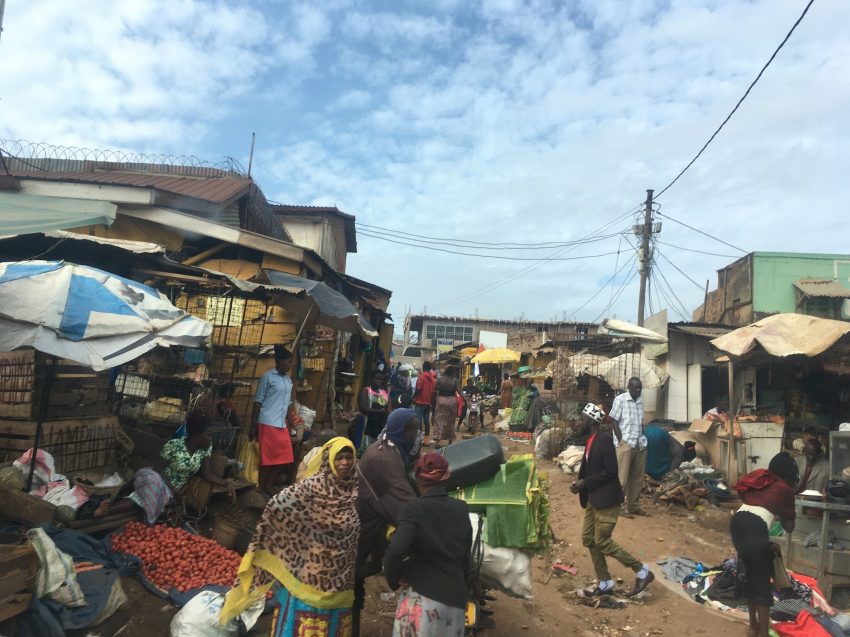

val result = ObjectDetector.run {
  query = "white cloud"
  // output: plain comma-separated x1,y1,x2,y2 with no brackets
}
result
2,0,849,325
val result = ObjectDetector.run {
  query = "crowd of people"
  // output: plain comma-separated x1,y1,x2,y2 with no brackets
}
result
130,351,812,637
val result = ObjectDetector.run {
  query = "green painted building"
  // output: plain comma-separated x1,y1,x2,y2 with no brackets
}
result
696,252,850,326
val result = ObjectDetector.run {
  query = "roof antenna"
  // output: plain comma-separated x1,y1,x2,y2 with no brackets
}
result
247,132,256,177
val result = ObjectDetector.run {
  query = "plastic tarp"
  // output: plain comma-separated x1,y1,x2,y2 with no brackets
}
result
710,313,850,358
0,260,212,370
598,318,668,343
0,192,116,235
261,269,378,338
454,454,550,550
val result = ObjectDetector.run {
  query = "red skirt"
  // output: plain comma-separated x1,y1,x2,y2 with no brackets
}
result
257,424,294,466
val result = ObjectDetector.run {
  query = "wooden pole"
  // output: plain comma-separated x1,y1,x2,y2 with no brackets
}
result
27,356,56,492
637,189,654,326
727,359,736,482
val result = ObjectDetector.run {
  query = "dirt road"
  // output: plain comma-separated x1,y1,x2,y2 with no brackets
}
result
361,436,746,637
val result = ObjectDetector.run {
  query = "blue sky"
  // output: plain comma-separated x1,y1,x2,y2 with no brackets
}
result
2,0,849,326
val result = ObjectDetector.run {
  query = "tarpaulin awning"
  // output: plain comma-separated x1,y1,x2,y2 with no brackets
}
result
259,269,378,338
0,192,116,234
0,260,211,370
710,313,850,359
598,318,668,343
471,348,521,364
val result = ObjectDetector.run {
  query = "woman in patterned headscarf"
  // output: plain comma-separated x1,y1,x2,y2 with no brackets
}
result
220,437,358,636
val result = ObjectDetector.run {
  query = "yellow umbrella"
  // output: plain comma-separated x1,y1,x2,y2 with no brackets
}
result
471,347,521,364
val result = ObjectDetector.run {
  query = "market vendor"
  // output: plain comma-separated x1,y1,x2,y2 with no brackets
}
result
104,410,235,522
796,438,830,494
703,396,729,421
252,347,299,497
731,453,798,637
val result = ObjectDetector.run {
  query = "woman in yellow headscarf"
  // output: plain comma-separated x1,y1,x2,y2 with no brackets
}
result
220,437,358,636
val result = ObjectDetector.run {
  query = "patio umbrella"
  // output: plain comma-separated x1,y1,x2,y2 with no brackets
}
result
471,347,521,364
0,260,212,488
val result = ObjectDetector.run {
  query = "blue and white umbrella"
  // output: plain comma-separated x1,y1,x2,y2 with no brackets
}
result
0,260,212,370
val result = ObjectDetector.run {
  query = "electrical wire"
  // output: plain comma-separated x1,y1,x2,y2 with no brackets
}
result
653,278,689,321
653,265,692,319
653,246,706,291
655,211,747,254
357,229,624,261
654,0,816,199
564,253,637,321
0,148,49,173
591,268,640,324
433,204,644,309
656,240,738,259
356,222,623,250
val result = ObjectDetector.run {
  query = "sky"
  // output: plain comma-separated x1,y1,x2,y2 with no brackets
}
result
2,0,849,329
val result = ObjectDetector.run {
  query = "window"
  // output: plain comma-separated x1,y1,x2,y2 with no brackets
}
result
805,297,834,319
424,324,473,342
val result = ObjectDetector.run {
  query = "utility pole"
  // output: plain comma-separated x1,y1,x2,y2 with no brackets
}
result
636,189,654,326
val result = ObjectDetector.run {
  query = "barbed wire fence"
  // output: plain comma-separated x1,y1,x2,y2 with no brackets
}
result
0,138,246,177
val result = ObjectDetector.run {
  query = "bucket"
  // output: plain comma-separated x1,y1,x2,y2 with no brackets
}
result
211,515,242,549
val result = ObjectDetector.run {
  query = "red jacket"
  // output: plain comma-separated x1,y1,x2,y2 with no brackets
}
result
413,371,436,406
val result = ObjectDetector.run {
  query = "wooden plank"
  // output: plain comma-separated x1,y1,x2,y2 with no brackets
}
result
0,488,55,526
0,567,35,600
0,592,32,623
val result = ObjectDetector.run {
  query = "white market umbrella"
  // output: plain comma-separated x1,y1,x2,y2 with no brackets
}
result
0,260,212,488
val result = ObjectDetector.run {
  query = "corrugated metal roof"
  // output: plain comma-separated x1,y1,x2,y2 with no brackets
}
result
793,278,850,298
12,170,252,204
669,322,735,338
272,204,357,253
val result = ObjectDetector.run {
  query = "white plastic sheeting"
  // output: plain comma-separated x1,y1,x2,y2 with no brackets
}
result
0,260,211,370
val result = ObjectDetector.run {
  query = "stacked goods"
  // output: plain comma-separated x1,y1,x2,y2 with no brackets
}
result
112,522,242,592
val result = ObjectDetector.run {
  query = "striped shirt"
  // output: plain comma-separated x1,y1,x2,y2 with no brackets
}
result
609,392,644,449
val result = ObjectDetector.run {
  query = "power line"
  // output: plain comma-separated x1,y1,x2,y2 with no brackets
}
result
654,246,706,291
656,240,738,259
653,277,690,321
656,211,747,254
564,253,638,321
356,222,623,250
433,204,644,309
358,229,624,261
653,265,692,319
654,0,816,199
591,267,639,324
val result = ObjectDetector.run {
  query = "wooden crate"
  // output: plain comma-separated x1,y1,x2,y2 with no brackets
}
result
0,416,117,472
0,544,37,623
0,351,111,421
0,487,56,526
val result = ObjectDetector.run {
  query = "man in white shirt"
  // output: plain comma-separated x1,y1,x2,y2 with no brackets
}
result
609,377,647,517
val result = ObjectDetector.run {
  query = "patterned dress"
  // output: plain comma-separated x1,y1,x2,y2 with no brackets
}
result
160,438,212,491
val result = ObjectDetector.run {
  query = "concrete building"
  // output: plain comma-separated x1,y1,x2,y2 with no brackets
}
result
695,252,850,327
403,314,596,364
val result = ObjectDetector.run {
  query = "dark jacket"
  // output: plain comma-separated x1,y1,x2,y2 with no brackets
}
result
578,430,624,510
356,441,417,576
383,486,472,609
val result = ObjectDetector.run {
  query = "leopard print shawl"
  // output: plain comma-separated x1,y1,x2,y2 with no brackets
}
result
246,450,359,598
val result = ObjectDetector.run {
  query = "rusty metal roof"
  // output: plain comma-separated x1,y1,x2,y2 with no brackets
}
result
12,169,253,204
669,322,735,338
793,278,850,298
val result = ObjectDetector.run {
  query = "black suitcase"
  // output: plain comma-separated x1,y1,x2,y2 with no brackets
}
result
436,434,504,491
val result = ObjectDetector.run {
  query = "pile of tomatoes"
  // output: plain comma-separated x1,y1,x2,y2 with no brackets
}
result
507,431,533,441
112,521,243,592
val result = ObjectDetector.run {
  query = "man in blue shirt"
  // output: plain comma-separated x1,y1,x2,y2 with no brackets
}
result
252,347,297,497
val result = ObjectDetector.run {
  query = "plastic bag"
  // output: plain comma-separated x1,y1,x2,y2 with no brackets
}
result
235,434,259,486
169,590,263,637
470,514,533,600
27,527,86,608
